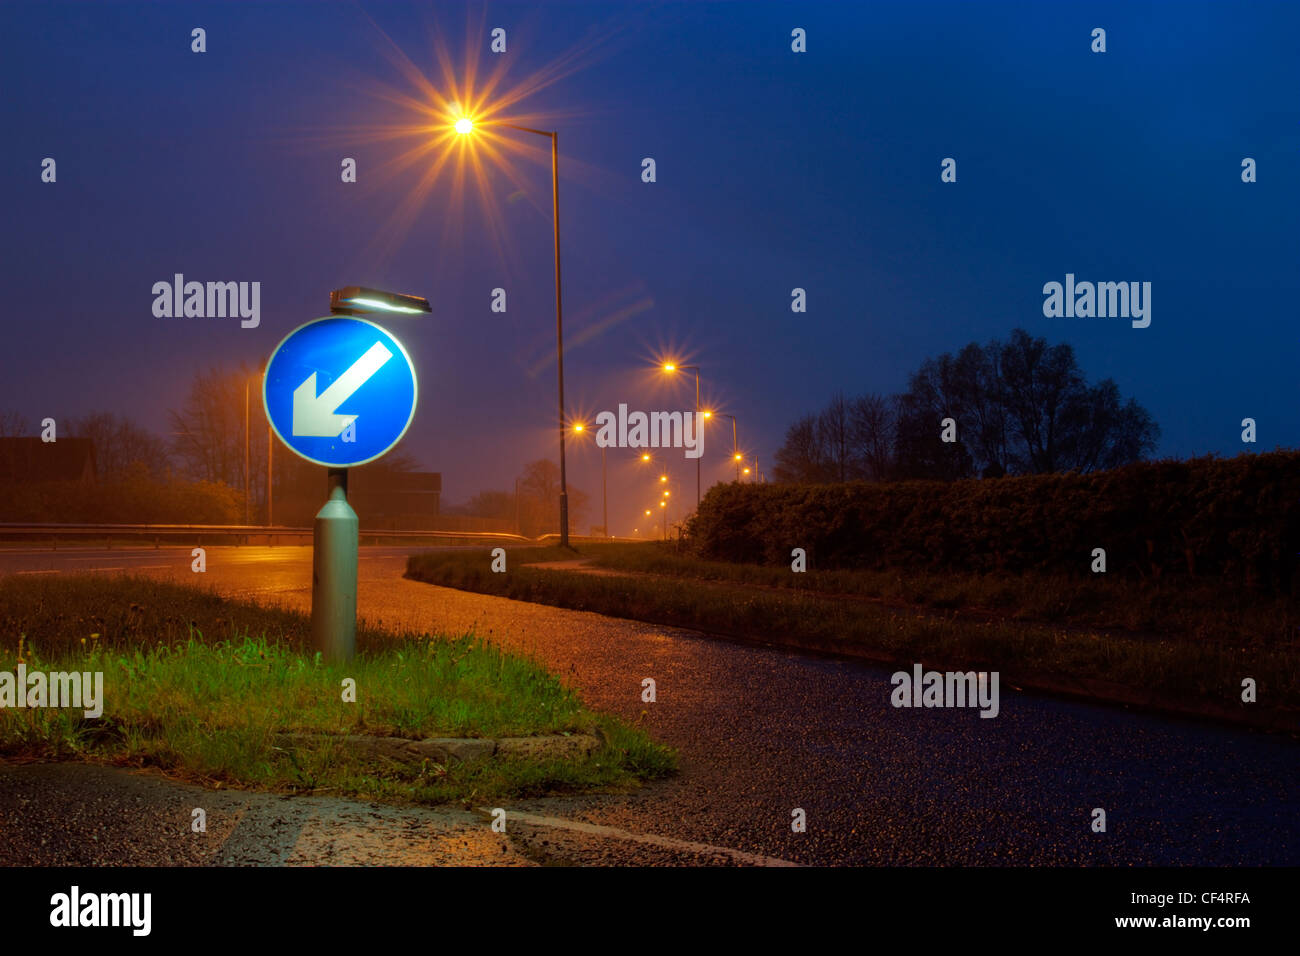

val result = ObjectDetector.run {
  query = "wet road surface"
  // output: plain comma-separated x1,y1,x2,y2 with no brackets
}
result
1,546,1297,866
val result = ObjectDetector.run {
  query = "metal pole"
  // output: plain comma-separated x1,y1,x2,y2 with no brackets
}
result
732,418,740,482
695,369,700,507
601,445,607,536
243,380,250,524
551,132,569,547
311,467,357,661
266,423,273,527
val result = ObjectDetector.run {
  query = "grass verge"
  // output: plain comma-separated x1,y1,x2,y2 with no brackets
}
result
406,542,1300,728
0,575,675,804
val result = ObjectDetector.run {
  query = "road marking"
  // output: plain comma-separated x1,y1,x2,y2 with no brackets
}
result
14,569,59,574
482,808,800,867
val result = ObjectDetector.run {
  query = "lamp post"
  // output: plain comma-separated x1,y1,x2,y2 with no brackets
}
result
456,117,570,546
243,378,250,524
267,422,273,527
258,358,273,529
572,422,608,537
717,413,741,482
662,363,702,507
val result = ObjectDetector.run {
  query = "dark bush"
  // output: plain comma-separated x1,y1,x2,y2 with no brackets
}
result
689,452,1300,592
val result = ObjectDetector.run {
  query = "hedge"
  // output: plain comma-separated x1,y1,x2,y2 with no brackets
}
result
689,451,1300,592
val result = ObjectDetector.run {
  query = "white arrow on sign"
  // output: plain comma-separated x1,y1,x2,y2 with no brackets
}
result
292,341,394,437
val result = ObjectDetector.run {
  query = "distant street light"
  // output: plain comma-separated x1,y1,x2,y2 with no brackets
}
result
455,115,571,546
716,413,741,482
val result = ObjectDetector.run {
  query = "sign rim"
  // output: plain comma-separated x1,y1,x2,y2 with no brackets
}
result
262,315,419,469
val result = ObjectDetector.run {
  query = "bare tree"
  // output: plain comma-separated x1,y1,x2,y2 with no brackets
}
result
848,393,895,480
818,391,853,482
65,412,171,479
0,410,30,437
517,459,587,537
773,414,833,483
168,366,248,486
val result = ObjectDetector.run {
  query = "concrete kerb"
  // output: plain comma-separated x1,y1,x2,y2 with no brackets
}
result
273,730,604,766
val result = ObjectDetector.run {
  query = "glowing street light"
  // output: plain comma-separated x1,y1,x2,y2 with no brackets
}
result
330,286,432,316
715,413,742,482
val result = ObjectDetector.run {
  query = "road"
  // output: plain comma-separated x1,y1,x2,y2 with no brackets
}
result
1,545,1297,866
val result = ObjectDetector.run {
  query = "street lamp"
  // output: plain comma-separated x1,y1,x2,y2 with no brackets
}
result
330,286,432,316
662,363,703,507
456,115,571,546
571,421,607,537
716,413,741,482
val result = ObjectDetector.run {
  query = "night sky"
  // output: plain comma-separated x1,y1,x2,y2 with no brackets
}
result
4,1,1297,533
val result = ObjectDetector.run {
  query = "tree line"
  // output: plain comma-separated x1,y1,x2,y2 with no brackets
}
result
0,364,420,524
773,329,1160,483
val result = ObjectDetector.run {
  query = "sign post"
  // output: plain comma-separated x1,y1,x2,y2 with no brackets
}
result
263,315,419,662
312,467,358,660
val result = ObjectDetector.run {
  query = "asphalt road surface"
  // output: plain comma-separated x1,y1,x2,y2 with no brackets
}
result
1,545,1297,866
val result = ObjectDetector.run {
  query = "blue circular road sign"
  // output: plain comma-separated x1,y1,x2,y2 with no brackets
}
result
263,316,418,468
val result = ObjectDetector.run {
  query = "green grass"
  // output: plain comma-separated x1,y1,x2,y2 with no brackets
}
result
565,543,1298,647
0,575,675,804
405,543,1300,722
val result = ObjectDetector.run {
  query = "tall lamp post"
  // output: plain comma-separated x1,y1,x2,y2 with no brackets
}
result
456,116,570,546
243,378,251,524
662,363,703,507
572,422,608,537
256,358,273,529
717,413,742,482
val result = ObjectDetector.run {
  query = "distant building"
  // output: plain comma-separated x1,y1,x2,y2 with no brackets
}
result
0,437,96,484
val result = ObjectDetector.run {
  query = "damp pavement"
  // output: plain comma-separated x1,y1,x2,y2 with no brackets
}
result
1,546,1298,866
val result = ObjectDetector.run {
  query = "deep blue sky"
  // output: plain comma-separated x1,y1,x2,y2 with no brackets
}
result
4,1,1297,533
